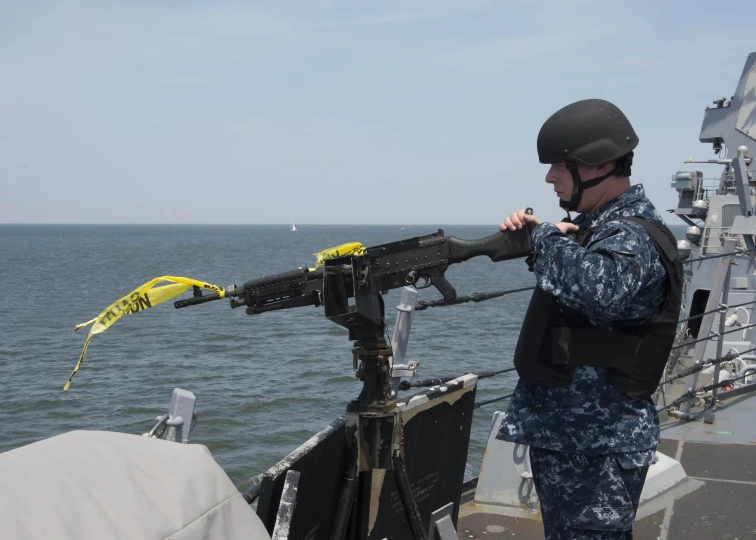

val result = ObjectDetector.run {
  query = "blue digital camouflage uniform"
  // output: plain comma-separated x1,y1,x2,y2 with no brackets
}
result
497,184,668,539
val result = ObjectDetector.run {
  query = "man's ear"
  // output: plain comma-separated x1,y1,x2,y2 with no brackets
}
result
597,161,615,174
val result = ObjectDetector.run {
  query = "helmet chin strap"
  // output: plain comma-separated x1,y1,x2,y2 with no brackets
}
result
559,160,617,212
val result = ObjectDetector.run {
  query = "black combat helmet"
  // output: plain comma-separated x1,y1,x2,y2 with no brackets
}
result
537,99,638,211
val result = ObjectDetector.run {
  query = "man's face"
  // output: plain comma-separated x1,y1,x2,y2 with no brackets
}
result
544,162,574,203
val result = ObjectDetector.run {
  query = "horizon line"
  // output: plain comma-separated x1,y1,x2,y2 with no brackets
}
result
0,222,505,227
0,220,682,227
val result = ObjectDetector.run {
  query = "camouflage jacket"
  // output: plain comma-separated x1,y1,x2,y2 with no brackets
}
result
497,184,667,456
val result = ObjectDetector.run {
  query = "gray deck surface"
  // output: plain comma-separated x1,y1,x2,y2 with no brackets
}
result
458,392,756,539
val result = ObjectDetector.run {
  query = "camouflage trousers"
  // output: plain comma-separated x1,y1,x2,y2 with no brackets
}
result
529,447,651,540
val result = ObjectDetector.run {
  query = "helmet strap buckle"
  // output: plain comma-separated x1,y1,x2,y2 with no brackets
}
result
560,161,583,212
559,160,618,212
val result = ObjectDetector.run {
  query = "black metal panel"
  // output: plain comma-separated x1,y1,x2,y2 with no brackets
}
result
360,382,477,539
254,379,477,540
256,416,349,539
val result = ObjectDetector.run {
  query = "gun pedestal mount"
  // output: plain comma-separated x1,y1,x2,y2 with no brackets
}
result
349,341,396,414
330,279,424,538
343,330,425,536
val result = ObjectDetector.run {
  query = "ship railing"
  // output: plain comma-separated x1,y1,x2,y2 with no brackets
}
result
700,225,747,254
692,178,720,199
660,239,756,419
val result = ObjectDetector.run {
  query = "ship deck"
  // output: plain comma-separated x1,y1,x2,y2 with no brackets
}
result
457,390,756,539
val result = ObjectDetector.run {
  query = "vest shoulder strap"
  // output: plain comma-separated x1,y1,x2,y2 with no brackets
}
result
576,216,679,267
617,216,679,264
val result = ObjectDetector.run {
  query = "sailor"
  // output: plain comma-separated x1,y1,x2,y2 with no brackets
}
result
497,99,683,540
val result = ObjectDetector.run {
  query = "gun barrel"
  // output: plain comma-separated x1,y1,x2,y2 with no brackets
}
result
174,292,222,309
242,267,324,292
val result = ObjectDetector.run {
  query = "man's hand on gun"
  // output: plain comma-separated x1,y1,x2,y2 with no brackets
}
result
499,209,578,235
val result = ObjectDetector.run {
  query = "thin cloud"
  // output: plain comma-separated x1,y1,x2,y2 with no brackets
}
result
417,28,611,75
309,0,491,28
414,0,625,75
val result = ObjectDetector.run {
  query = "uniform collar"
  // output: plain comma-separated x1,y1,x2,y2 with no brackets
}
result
573,184,646,229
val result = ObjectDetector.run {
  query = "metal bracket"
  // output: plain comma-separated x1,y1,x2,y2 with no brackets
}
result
164,388,198,443
144,388,198,443
390,287,419,395
271,470,300,540
427,502,458,540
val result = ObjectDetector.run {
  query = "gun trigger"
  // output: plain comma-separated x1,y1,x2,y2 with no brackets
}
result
426,269,457,302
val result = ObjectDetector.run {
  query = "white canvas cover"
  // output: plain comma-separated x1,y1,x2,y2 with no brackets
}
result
0,430,271,540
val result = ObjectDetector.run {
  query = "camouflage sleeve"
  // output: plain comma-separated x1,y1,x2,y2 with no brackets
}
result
530,221,656,322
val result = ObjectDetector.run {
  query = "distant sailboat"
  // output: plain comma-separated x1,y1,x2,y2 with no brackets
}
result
291,223,297,232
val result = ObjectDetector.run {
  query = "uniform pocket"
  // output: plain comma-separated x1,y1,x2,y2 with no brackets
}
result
566,502,636,531
538,452,651,532
613,450,654,512
616,449,657,469
560,454,635,531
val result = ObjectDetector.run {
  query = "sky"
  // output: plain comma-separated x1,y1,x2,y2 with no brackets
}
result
1,0,754,225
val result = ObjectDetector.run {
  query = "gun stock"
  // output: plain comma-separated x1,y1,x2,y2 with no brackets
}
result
447,228,532,264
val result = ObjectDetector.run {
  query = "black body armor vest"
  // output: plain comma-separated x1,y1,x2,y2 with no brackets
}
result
513,217,683,400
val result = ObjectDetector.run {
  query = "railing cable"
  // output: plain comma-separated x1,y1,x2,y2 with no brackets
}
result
415,287,535,311
670,322,756,350
683,248,754,264
658,346,756,386
660,373,756,411
399,367,517,391
474,394,513,409
677,298,756,324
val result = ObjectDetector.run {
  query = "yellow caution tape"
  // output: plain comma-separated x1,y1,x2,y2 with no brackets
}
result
65,276,225,391
67,243,364,391
311,242,366,270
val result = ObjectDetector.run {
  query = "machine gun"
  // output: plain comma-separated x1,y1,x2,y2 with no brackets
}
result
175,223,531,412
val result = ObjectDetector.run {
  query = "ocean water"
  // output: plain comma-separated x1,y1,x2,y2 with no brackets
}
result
0,223,686,491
